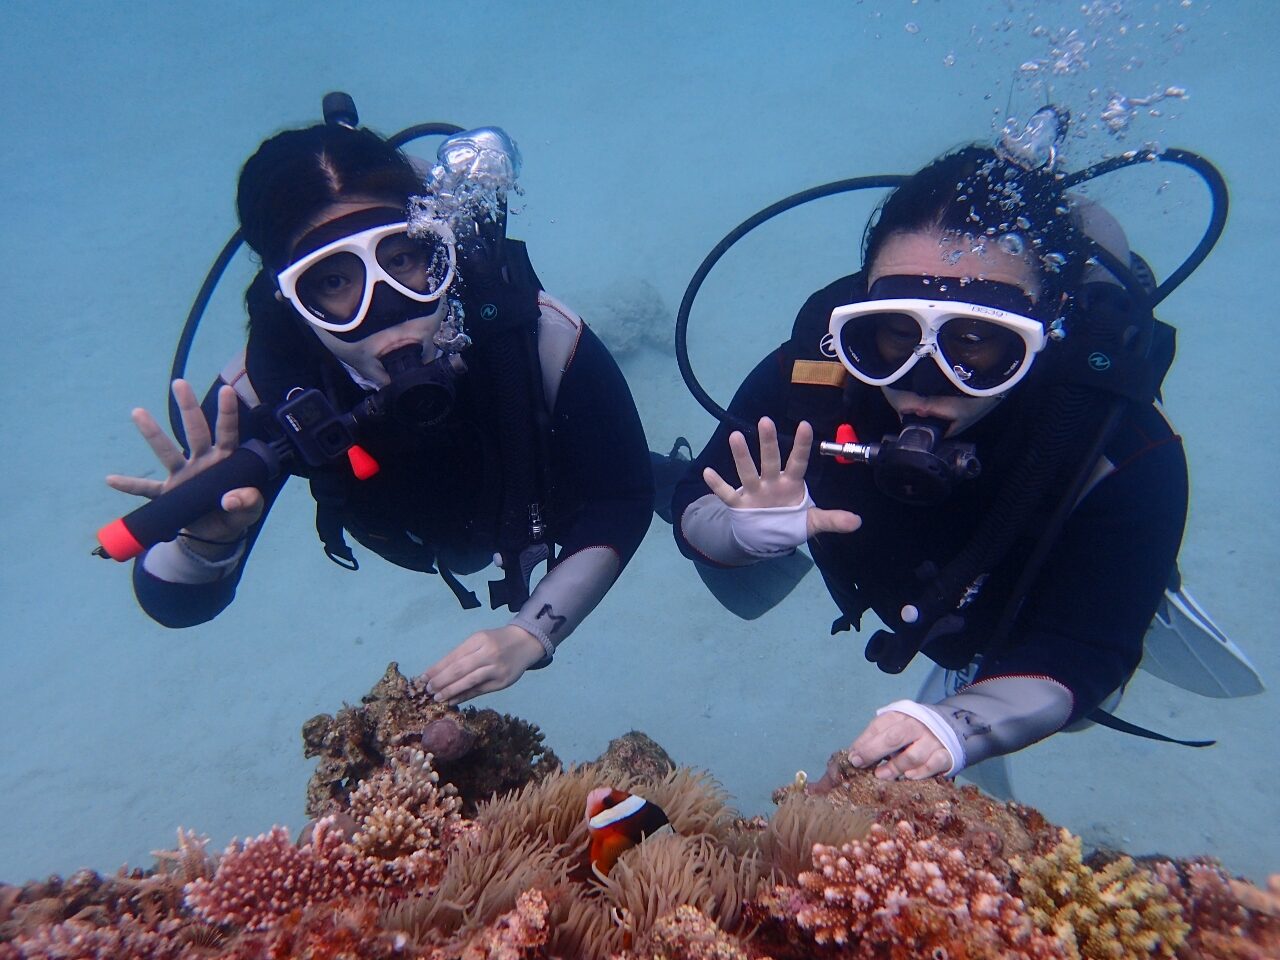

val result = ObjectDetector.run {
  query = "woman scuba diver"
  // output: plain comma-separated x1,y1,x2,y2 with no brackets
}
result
104,105,654,705
671,117,1213,784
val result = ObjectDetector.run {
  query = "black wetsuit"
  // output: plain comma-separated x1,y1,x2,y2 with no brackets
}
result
133,297,654,653
673,275,1188,729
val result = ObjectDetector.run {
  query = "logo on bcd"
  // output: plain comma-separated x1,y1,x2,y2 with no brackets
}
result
819,333,838,358
481,303,498,321
1088,351,1112,371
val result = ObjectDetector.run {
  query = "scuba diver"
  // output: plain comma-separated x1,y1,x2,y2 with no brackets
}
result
667,109,1261,791
100,95,653,704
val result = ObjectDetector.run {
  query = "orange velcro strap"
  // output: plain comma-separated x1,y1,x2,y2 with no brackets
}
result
790,359,848,388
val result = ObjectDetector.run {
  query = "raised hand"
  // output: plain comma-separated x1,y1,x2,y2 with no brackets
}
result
106,380,263,557
703,417,860,540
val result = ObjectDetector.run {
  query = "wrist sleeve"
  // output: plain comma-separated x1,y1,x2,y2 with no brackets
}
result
510,545,621,664
142,536,246,585
906,676,1074,773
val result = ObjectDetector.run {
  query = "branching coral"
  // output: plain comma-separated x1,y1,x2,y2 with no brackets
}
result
183,818,376,930
6,718,1277,960
10,914,193,960
187,747,467,930
1150,859,1279,960
759,819,1067,959
347,745,468,891
1013,829,1188,959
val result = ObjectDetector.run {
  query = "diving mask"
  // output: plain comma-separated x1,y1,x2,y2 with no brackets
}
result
278,208,457,339
829,277,1050,398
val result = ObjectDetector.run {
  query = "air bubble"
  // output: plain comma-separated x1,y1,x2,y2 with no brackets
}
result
997,233,1025,256
905,22,920,34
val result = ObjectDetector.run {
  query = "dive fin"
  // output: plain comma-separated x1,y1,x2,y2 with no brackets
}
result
650,437,693,525
1140,584,1265,699
694,550,814,620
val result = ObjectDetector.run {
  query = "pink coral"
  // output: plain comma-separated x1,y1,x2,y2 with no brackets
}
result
185,747,467,931
12,914,190,960
184,817,376,931
760,820,1066,958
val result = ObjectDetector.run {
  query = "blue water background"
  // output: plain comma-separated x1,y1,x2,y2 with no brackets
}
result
2,0,1277,883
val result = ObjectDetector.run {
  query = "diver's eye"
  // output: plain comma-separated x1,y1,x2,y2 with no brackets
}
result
319,273,352,292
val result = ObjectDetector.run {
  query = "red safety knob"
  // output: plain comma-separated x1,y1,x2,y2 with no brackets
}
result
347,444,380,480
834,423,858,464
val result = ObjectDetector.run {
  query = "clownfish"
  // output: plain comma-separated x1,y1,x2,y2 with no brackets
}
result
585,787,672,880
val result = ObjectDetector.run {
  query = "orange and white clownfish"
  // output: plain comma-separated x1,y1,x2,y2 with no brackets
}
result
585,787,672,880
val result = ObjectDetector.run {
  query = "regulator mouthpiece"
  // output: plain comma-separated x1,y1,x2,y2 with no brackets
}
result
375,343,462,430
997,105,1069,172
820,416,980,506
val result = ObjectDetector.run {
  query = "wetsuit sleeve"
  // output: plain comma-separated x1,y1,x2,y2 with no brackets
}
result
130,380,289,628
671,349,792,566
509,323,653,654
973,420,1188,726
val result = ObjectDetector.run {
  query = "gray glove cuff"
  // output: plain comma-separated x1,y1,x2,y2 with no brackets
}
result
510,545,620,663
921,676,1074,773
680,494,770,566
142,536,245,585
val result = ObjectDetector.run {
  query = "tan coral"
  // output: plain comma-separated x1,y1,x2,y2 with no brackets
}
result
348,745,468,891
1013,829,1188,959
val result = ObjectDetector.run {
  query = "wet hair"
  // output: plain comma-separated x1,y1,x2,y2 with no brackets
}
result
237,124,422,405
860,147,1125,662
236,124,422,272
862,144,1088,309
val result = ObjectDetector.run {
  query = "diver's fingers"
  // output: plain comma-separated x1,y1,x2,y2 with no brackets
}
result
173,380,213,457
897,744,953,780
433,663,498,705
219,486,265,525
847,712,915,767
424,634,490,695
131,406,188,475
784,421,814,480
212,385,240,453
727,430,761,490
703,466,740,504
878,734,945,781
808,508,861,538
106,474,165,500
757,417,782,478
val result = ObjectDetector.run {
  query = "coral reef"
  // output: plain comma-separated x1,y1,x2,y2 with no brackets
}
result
1013,829,1188,959
808,749,1061,881
757,819,1067,958
302,662,560,817
1151,859,1280,960
590,731,676,785
4,700,1277,960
